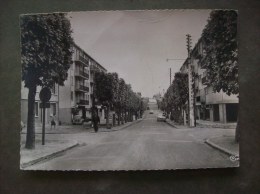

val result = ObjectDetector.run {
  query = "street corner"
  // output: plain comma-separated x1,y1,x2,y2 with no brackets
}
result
205,136,239,161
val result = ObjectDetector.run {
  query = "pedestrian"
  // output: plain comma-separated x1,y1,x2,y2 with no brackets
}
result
51,115,56,129
92,111,100,133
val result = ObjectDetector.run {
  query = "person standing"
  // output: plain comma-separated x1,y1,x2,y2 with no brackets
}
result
92,111,100,133
51,115,56,129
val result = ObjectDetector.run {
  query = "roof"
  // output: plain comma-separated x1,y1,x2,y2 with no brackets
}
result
73,42,107,72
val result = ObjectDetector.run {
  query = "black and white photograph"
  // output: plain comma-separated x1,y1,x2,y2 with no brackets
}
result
20,9,239,171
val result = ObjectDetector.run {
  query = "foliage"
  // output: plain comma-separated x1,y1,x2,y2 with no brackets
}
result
94,71,113,105
161,73,188,123
94,71,142,124
201,10,238,95
21,13,74,88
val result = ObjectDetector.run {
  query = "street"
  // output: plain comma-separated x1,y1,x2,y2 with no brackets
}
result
26,103,238,170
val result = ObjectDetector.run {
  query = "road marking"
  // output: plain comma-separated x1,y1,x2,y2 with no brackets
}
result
142,132,168,135
156,139,202,143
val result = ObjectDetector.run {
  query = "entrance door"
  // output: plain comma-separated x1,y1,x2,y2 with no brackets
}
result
213,104,220,121
226,103,238,122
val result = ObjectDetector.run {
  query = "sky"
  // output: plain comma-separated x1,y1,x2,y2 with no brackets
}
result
68,10,211,98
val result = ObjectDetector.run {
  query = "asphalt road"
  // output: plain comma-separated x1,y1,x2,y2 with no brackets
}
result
27,102,238,170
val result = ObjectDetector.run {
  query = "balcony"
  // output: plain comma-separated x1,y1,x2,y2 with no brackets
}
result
77,100,89,105
75,56,89,66
90,64,99,73
75,70,89,79
75,85,90,93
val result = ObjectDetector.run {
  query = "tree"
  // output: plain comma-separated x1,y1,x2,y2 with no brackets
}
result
202,10,238,95
201,10,239,141
94,71,114,127
118,78,126,124
21,13,73,149
161,72,188,123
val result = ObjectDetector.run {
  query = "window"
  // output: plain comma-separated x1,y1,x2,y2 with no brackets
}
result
50,103,56,116
35,102,39,117
71,91,74,101
71,76,74,86
205,87,208,95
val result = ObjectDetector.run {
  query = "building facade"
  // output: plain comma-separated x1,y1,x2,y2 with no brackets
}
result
180,38,239,124
21,43,107,126
21,83,59,126
59,43,107,124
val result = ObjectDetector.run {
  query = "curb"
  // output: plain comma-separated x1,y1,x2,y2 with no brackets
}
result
88,119,143,133
20,142,79,169
165,120,177,128
205,139,239,159
197,124,236,129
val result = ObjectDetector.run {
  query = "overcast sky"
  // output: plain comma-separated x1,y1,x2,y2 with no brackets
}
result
69,10,211,98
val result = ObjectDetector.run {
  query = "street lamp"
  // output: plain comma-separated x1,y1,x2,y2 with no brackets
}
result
166,58,186,86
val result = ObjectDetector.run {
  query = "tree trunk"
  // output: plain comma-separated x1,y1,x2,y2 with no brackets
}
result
106,105,110,128
235,106,239,143
117,110,120,126
120,109,124,124
25,85,36,149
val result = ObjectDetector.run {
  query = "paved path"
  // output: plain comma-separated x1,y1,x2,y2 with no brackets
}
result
26,108,238,170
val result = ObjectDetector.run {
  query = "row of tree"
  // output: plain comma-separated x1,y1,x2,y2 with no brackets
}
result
93,71,144,128
160,73,188,123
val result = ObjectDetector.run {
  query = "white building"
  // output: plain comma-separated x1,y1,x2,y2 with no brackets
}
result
21,83,58,126
59,43,107,124
180,38,239,124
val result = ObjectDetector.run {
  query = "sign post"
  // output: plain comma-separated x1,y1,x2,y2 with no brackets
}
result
39,87,51,145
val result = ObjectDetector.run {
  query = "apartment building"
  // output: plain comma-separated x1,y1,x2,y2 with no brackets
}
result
180,38,238,124
59,43,107,124
21,83,59,126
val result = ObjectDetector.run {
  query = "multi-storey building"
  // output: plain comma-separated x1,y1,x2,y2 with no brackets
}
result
21,83,59,126
59,43,107,124
180,38,238,124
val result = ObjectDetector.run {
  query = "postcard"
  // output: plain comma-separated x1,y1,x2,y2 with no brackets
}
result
20,9,239,170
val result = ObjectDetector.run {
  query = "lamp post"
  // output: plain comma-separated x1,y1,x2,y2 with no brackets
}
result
166,58,186,86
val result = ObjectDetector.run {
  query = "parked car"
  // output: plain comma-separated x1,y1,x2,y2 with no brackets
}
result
149,110,154,114
72,115,91,125
157,113,166,122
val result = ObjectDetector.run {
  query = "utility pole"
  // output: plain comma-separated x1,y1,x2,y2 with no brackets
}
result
170,68,171,86
186,34,195,127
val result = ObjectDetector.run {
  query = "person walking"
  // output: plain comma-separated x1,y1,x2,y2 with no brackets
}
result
92,111,100,133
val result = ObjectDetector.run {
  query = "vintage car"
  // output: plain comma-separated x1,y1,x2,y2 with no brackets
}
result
157,113,166,122
72,115,91,125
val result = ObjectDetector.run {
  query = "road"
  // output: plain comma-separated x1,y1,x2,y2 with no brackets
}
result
27,102,238,170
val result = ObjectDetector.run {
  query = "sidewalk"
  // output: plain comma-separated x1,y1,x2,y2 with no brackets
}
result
205,136,239,158
20,138,79,169
196,120,237,129
20,118,143,169
165,119,189,129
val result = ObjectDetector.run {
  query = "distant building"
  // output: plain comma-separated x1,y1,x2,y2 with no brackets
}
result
59,43,107,124
180,38,238,124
